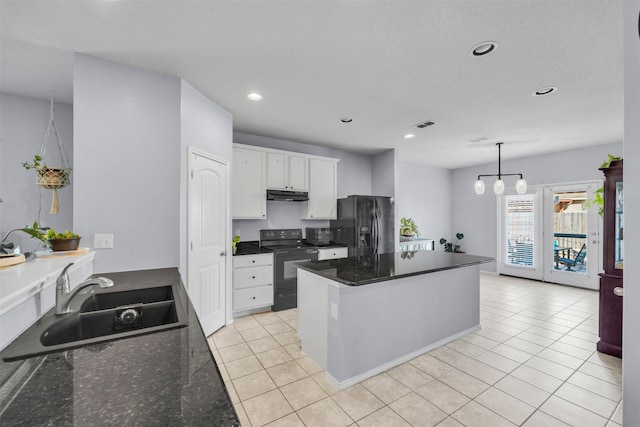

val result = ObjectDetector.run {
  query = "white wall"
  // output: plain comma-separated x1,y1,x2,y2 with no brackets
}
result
232,132,374,241
451,142,623,270
73,54,181,273
371,150,396,197
397,161,452,246
0,94,74,253
179,80,233,280
623,2,640,424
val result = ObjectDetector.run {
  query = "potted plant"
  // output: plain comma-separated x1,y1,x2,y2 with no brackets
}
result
23,154,72,214
583,154,622,217
440,233,465,253
23,155,70,188
400,217,419,241
232,235,241,255
21,221,81,252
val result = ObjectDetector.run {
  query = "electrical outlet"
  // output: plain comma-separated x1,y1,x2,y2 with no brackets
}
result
331,302,338,320
94,233,114,249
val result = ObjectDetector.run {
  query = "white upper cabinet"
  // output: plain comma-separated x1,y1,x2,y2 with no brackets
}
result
233,143,338,220
232,148,266,219
267,153,309,191
288,156,309,191
302,158,338,219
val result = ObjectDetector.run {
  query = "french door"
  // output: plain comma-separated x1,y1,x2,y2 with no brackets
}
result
498,182,602,289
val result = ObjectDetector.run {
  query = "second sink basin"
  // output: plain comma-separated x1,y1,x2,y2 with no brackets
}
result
79,285,175,312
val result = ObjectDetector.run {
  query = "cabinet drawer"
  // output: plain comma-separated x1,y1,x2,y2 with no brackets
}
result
233,253,273,268
233,266,273,289
233,286,273,311
318,247,348,260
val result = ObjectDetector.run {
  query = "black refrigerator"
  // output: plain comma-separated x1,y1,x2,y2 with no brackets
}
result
330,195,395,257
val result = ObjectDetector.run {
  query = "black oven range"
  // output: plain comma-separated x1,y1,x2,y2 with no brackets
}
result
259,229,319,312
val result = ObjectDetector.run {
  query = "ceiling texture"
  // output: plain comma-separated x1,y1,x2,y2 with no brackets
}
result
0,1,623,169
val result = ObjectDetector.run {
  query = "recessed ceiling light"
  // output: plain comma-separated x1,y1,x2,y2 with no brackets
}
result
404,134,415,139
470,41,497,57
247,93,262,101
533,87,557,96
341,118,353,123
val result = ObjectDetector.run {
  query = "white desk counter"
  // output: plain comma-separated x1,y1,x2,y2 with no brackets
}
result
0,250,95,350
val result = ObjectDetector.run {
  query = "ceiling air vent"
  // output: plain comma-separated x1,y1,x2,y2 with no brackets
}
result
414,121,436,129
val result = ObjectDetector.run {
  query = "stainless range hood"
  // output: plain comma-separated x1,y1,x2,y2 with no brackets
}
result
266,189,309,202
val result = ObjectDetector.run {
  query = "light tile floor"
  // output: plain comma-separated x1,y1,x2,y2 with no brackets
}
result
208,273,623,427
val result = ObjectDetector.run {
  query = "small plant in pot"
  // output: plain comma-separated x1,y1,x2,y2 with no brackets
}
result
21,221,81,252
400,217,419,241
440,233,465,253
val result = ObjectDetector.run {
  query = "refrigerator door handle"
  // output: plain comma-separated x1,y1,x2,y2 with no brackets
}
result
373,208,379,255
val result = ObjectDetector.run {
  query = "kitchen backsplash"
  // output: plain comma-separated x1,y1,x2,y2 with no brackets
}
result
232,201,330,241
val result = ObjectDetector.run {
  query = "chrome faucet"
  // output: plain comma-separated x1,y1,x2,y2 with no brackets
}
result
56,263,114,315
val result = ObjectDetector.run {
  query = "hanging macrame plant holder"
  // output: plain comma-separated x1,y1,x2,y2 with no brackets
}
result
36,98,72,214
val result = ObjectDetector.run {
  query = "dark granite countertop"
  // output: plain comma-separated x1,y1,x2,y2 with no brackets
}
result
297,250,494,286
0,268,239,426
234,241,272,256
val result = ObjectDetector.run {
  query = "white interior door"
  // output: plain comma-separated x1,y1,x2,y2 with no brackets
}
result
542,182,602,289
188,149,228,336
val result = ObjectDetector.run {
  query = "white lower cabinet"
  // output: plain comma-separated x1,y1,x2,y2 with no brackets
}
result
232,253,273,312
317,247,349,260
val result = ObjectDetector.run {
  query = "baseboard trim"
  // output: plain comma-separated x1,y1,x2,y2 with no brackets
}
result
324,324,481,390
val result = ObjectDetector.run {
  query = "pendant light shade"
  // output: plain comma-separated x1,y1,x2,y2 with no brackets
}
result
474,142,527,196
516,178,528,194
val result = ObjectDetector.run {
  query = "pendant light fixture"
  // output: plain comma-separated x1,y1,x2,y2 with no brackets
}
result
474,142,527,195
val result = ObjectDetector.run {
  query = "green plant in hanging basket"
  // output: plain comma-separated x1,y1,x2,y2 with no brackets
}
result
22,154,44,170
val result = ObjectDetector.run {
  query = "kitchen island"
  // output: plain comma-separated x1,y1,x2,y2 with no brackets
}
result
0,268,239,426
296,251,494,390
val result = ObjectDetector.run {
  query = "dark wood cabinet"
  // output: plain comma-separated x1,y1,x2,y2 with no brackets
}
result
597,160,623,358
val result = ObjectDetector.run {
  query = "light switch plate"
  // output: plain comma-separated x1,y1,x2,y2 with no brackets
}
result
94,233,114,249
331,302,338,320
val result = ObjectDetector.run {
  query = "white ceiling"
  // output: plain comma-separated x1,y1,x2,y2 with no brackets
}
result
0,1,623,169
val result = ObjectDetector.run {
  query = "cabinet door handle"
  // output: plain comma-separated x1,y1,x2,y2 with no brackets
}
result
613,287,624,297
220,251,227,256
252,276,256,279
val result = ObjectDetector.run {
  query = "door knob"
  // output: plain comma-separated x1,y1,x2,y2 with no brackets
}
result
220,251,227,256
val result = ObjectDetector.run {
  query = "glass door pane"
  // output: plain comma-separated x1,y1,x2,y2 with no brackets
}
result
499,189,543,281
543,183,601,289
552,190,588,274
505,195,535,267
